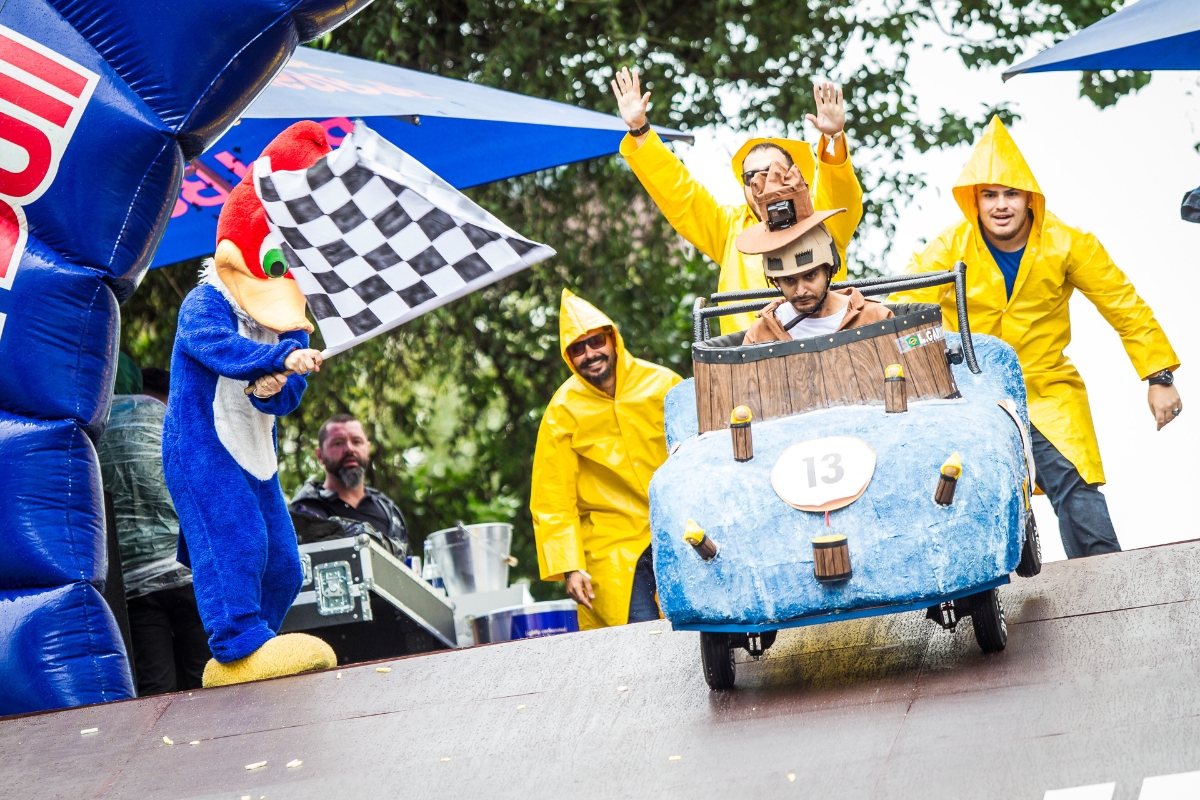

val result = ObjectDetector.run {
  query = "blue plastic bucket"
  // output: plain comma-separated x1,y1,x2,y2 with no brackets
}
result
471,600,579,644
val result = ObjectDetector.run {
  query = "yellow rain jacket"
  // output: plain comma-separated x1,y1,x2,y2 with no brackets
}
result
892,117,1179,484
531,289,682,629
621,130,863,333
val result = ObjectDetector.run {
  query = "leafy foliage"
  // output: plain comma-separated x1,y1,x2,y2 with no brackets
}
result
122,0,1141,598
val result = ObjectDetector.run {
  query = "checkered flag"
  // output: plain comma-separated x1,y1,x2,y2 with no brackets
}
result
253,120,555,356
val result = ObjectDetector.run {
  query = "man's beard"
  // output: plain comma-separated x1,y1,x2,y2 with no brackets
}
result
324,455,365,488
579,353,614,387
789,288,828,317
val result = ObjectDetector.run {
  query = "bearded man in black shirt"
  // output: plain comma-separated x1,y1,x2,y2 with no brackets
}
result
290,414,410,558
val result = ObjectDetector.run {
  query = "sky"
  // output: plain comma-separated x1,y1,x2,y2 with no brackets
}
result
668,28,1200,561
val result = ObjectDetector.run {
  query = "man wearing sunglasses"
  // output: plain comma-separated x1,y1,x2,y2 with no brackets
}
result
532,289,682,630
612,67,863,334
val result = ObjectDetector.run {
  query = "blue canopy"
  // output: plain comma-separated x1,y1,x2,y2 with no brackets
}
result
155,47,691,267
1004,0,1200,80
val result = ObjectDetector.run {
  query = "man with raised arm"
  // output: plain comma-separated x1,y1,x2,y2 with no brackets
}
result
892,117,1182,559
611,67,863,334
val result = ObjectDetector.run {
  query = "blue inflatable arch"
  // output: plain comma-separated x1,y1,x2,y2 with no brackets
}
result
0,0,371,716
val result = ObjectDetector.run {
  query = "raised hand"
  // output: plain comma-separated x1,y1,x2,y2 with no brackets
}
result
610,66,651,131
805,82,846,137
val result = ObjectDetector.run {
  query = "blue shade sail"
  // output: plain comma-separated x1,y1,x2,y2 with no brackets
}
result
155,47,692,268
1004,0,1200,79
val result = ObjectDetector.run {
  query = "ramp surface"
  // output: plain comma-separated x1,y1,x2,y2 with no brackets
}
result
3,541,1200,800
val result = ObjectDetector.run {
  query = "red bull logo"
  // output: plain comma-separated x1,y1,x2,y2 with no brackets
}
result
0,25,97,291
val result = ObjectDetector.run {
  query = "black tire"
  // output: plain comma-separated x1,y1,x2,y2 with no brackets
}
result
969,587,1008,653
1015,510,1042,578
700,632,736,690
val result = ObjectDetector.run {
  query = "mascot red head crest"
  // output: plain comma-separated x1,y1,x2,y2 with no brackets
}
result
214,120,331,333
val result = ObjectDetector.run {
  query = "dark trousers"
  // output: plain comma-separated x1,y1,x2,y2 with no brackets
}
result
628,547,660,623
126,583,212,696
1031,426,1121,559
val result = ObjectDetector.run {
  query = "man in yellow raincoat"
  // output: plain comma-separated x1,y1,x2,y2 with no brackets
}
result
893,117,1182,558
611,67,863,333
531,289,682,628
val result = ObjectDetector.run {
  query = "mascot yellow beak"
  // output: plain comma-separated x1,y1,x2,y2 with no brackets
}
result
214,238,313,334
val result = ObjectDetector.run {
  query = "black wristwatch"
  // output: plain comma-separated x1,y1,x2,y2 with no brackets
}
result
1148,369,1174,387
628,120,651,137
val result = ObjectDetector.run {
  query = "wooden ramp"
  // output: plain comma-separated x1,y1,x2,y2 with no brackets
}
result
4,541,1200,800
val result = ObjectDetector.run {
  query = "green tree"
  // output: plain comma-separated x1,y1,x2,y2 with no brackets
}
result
123,0,1141,598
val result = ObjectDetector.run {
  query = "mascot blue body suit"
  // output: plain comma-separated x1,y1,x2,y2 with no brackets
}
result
163,271,308,663
162,120,337,686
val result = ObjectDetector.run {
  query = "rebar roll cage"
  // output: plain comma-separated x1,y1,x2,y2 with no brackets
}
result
690,261,981,374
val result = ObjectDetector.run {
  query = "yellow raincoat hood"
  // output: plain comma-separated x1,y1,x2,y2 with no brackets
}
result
557,287,630,392
893,117,1179,485
951,117,1045,232
621,129,863,334
532,290,682,629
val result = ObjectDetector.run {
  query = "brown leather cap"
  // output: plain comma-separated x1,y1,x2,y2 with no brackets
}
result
735,161,845,255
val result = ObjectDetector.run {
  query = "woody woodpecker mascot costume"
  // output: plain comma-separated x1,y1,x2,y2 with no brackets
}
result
163,121,336,687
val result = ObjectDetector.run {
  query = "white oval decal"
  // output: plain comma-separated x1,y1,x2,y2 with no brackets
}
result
771,436,876,512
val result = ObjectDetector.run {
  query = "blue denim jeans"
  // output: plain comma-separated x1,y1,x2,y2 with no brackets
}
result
627,546,661,623
1031,426,1121,559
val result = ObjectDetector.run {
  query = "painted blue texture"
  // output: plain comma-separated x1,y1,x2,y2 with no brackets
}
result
673,576,1010,634
0,0,369,716
651,333,1031,628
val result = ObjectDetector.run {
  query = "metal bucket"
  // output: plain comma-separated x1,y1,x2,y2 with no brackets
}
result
471,600,579,644
426,522,513,597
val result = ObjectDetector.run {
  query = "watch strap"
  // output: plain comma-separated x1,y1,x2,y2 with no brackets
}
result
628,120,651,137
1148,369,1174,386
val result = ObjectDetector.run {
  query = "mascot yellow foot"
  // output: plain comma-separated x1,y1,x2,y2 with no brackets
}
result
202,633,336,688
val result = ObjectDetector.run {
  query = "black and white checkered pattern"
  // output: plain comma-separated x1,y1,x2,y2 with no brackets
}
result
253,121,554,355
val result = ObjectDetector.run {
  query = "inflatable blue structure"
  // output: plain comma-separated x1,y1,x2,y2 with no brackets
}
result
0,0,371,716
650,269,1043,689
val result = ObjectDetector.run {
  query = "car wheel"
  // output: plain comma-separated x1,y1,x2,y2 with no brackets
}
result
1015,509,1042,578
969,587,1008,653
700,632,736,690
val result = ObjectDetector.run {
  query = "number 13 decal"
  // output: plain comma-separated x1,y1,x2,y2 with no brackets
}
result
802,453,845,487
773,437,876,512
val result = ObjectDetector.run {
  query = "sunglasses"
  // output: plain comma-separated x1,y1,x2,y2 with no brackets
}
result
567,330,610,358
741,168,770,187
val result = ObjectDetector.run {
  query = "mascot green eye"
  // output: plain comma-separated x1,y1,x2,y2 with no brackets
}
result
262,248,289,279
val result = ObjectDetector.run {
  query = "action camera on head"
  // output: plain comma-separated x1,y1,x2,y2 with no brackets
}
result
766,199,797,231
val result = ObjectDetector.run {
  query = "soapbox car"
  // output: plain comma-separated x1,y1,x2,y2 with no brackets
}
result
649,264,1042,690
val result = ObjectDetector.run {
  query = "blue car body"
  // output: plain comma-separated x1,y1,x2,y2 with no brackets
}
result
650,332,1032,633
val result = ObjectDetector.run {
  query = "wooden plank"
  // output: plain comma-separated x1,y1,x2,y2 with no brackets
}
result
892,322,935,400
783,352,827,413
818,345,862,406
915,328,951,398
730,362,763,423
708,363,735,431
692,360,716,433
757,356,792,422
843,336,887,403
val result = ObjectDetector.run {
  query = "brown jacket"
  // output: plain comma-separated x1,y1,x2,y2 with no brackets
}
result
743,287,893,344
